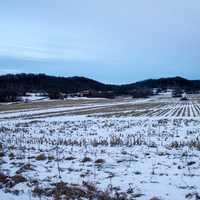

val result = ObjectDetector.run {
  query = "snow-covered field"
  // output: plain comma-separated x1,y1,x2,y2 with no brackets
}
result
0,97,200,200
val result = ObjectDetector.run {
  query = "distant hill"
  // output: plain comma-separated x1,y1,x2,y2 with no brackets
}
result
0,74,199,100
121,76,200,91
0,73,116,94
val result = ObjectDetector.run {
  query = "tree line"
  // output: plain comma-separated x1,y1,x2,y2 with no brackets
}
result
0,74,199,102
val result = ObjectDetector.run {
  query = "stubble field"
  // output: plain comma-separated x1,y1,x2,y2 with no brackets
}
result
0,97,200,200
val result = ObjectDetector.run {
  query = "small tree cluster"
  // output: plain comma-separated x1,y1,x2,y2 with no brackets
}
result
48,91,63,100
132,89,153,98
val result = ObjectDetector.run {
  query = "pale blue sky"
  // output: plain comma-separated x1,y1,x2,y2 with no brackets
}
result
0,0,200,83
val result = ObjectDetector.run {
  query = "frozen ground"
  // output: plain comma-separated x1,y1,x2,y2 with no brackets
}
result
0,97,200,200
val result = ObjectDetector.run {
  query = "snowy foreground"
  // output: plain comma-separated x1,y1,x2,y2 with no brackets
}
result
0,98,200,200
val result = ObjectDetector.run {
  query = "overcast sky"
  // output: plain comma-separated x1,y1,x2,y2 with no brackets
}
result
0,0,200,83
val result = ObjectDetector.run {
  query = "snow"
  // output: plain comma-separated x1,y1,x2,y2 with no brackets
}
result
20,96,48,101
0,97,200,199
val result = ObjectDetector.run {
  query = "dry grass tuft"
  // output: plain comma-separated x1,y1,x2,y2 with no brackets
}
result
81,157,92,163
11,175,27,185
32,181,128,200
16,163,35,174
35,153,47,161
95,159,105,165
0,173,9,184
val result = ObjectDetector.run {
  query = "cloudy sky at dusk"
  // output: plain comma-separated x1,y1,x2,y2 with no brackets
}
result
0,0,200,83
